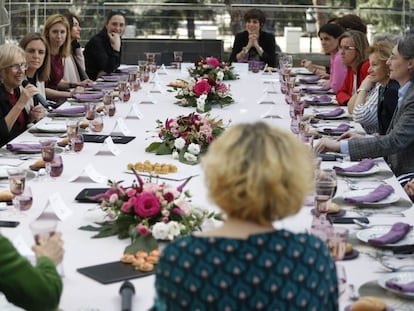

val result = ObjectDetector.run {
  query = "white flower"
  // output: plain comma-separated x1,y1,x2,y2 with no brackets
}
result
196,94,206,112
167,221,181,239
216,70,224,81
174,137,186,150
184,152,198,162
152,222,170,240
172,150,179,159
188,143,200,155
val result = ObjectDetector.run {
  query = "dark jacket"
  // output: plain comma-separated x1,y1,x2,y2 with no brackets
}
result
377,79,399,135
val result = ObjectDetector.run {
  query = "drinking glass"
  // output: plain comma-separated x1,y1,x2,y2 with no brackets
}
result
103,90,113,106
173,51,183,69
327,227,349,261
104,101,116,117
138,60,147,73
7,168,27,211
84,102,96,121
18,185,33,211
89,115,104,132
39,139,57,178
315,168,337,214
146,52,155,64
66,119,79,152
73,134,84,152
50,155,64,178
336,263,347,297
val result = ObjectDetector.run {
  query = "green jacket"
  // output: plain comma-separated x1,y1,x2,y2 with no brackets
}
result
0,234,62,311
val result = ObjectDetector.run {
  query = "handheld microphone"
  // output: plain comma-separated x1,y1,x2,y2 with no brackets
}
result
119,281,135,311
22,80,51,109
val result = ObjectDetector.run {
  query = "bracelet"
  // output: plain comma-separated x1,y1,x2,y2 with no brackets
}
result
356,88,367,94
242,47,249,54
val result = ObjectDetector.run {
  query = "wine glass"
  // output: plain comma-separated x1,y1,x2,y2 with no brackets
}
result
50,155,64,178
39,139,57,178
315,168,337,214
66,119,79,152
18,185,33,211
7,167,27,212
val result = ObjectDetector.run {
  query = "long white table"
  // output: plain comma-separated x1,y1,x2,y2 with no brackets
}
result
1,68,413,311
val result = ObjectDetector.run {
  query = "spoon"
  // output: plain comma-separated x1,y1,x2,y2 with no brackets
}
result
353,218,373,229
348,284,359,301
379,256,414,272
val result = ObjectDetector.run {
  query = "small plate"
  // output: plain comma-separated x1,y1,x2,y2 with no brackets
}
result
292,68,314,75
343,189,399,206
67,97,102,103
334,164,379,177
344,304,393,311
356,225,414,247
316,128,348,136
304,96,333,105
342,249,359,261
29,123,67,133
378,272,414,298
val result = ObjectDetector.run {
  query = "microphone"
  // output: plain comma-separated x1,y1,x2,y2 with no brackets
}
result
119,281,135,311
22,80,51,109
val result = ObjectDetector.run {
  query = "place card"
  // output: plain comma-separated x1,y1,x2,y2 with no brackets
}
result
103,136,121,156
116,118,132,135
48,192,72,221
68,163,107,184
158,64,167,74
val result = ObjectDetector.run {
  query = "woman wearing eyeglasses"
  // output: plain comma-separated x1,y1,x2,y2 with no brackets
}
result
84,10,126,80
336,30,370,105
0,44,45,146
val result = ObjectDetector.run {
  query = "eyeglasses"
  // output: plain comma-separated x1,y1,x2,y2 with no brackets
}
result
7,63,28,72
339,46,356,52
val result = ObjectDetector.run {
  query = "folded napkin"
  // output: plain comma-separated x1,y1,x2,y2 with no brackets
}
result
310,95,333,104
323,123,350,133
73,92,104,101
368,222,411,246
385,279,414,292
316,107,344,119
334,159,375,173
299,75,320,83
100,74,127,81
302,85,331,93
345,184,394,204
6,143,41,152
50,106,86,114
91,82,118,89
118,66,138,73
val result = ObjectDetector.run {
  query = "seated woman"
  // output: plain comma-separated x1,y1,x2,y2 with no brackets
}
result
301,23,347,92
229,9,276,67
348,39,399,134
153,122,338,310
0,232,64,310
42,14,87,104
336,30,370,105
63,12,91,83
0,44,45,146
19,32,50,112
84,10,126,80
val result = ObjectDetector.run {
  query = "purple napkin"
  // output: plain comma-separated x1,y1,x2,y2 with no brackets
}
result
302,85,331,93
50,106,86,114
345,184,395,204
323,123,350,133
6,143,41,152
368,222,411,246
334,159,375,173
118,66,138,73
91,82,118,89
100,74,127,81
299,75,320,83
73,92,104,100
385,279,414,292
316,107,344,119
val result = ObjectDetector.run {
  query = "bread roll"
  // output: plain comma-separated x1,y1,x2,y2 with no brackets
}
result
79,120,89,129
29,159,45,171
328,202,340,213
0,190,13,202
345,242,353,254
350,296,386,311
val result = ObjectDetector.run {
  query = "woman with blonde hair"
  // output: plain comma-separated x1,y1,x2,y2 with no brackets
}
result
336,30,370,105
153,122,338,310
0,44,44,146
42,14,86,104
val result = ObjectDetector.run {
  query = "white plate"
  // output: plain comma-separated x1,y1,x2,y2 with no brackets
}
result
303,96,333,105
292,68,313,75
0,167,36,179
378,272,414,298
343,189,399,206
31,123,67,133
356,225,414,247
334,164,379,177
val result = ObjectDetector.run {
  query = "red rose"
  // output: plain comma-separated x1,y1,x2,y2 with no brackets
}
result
205,57,220,68
163,192,175,203
194,79,211,96
134,193,161,217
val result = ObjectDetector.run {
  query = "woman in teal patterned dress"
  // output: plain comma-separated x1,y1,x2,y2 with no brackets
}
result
153,122,338,311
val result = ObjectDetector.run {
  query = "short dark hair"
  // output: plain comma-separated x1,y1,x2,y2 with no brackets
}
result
318,23,344,38
106,9,126,23
63,12,80,29
244,9,266,25
336,14,367,34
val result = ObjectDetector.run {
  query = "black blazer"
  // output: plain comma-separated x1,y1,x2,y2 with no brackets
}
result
229,30,276,67
377,79,399,135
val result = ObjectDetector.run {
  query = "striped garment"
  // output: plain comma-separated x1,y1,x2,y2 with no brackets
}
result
352,83,380,134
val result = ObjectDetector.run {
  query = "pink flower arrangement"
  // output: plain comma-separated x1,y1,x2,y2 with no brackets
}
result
189,57,239,81
80,170,221,249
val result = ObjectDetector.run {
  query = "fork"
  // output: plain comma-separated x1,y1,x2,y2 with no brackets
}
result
355,210,406,217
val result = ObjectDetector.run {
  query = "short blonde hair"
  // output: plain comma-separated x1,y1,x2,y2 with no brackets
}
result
0,43,26,82
202,122,314,225
42,14,71,58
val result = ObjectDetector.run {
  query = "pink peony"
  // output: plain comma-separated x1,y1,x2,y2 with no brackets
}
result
125,188,136,198
134,193,161,217
194,79,211,96
121,202,132,213
163,192,175,203
136,223,150,235
205,57,220,68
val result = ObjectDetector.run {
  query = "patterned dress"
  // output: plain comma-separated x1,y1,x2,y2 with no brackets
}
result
153,230,338,311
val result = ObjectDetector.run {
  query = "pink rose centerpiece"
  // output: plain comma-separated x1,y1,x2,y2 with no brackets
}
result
173,76,234,112
146,112,227,165
79,169,222,253
189,57,239,81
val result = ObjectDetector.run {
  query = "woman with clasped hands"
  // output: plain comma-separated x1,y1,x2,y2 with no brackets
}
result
0,232,64,310
0,44,45,146
84,10,126,80
152,122,338,310
315,34,414,177
229,9,276,67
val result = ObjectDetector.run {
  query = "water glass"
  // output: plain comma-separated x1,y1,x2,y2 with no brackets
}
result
315,168,337,213
327,227,349,261
66,119,79,151
89,115,104,132
84,102,96,121
40,139,56,178
18,185,33,211
146,52,155,64
7,168,27,211
138,60,147,73
50,155,64,178
30,215,58,245
73,134,84,152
